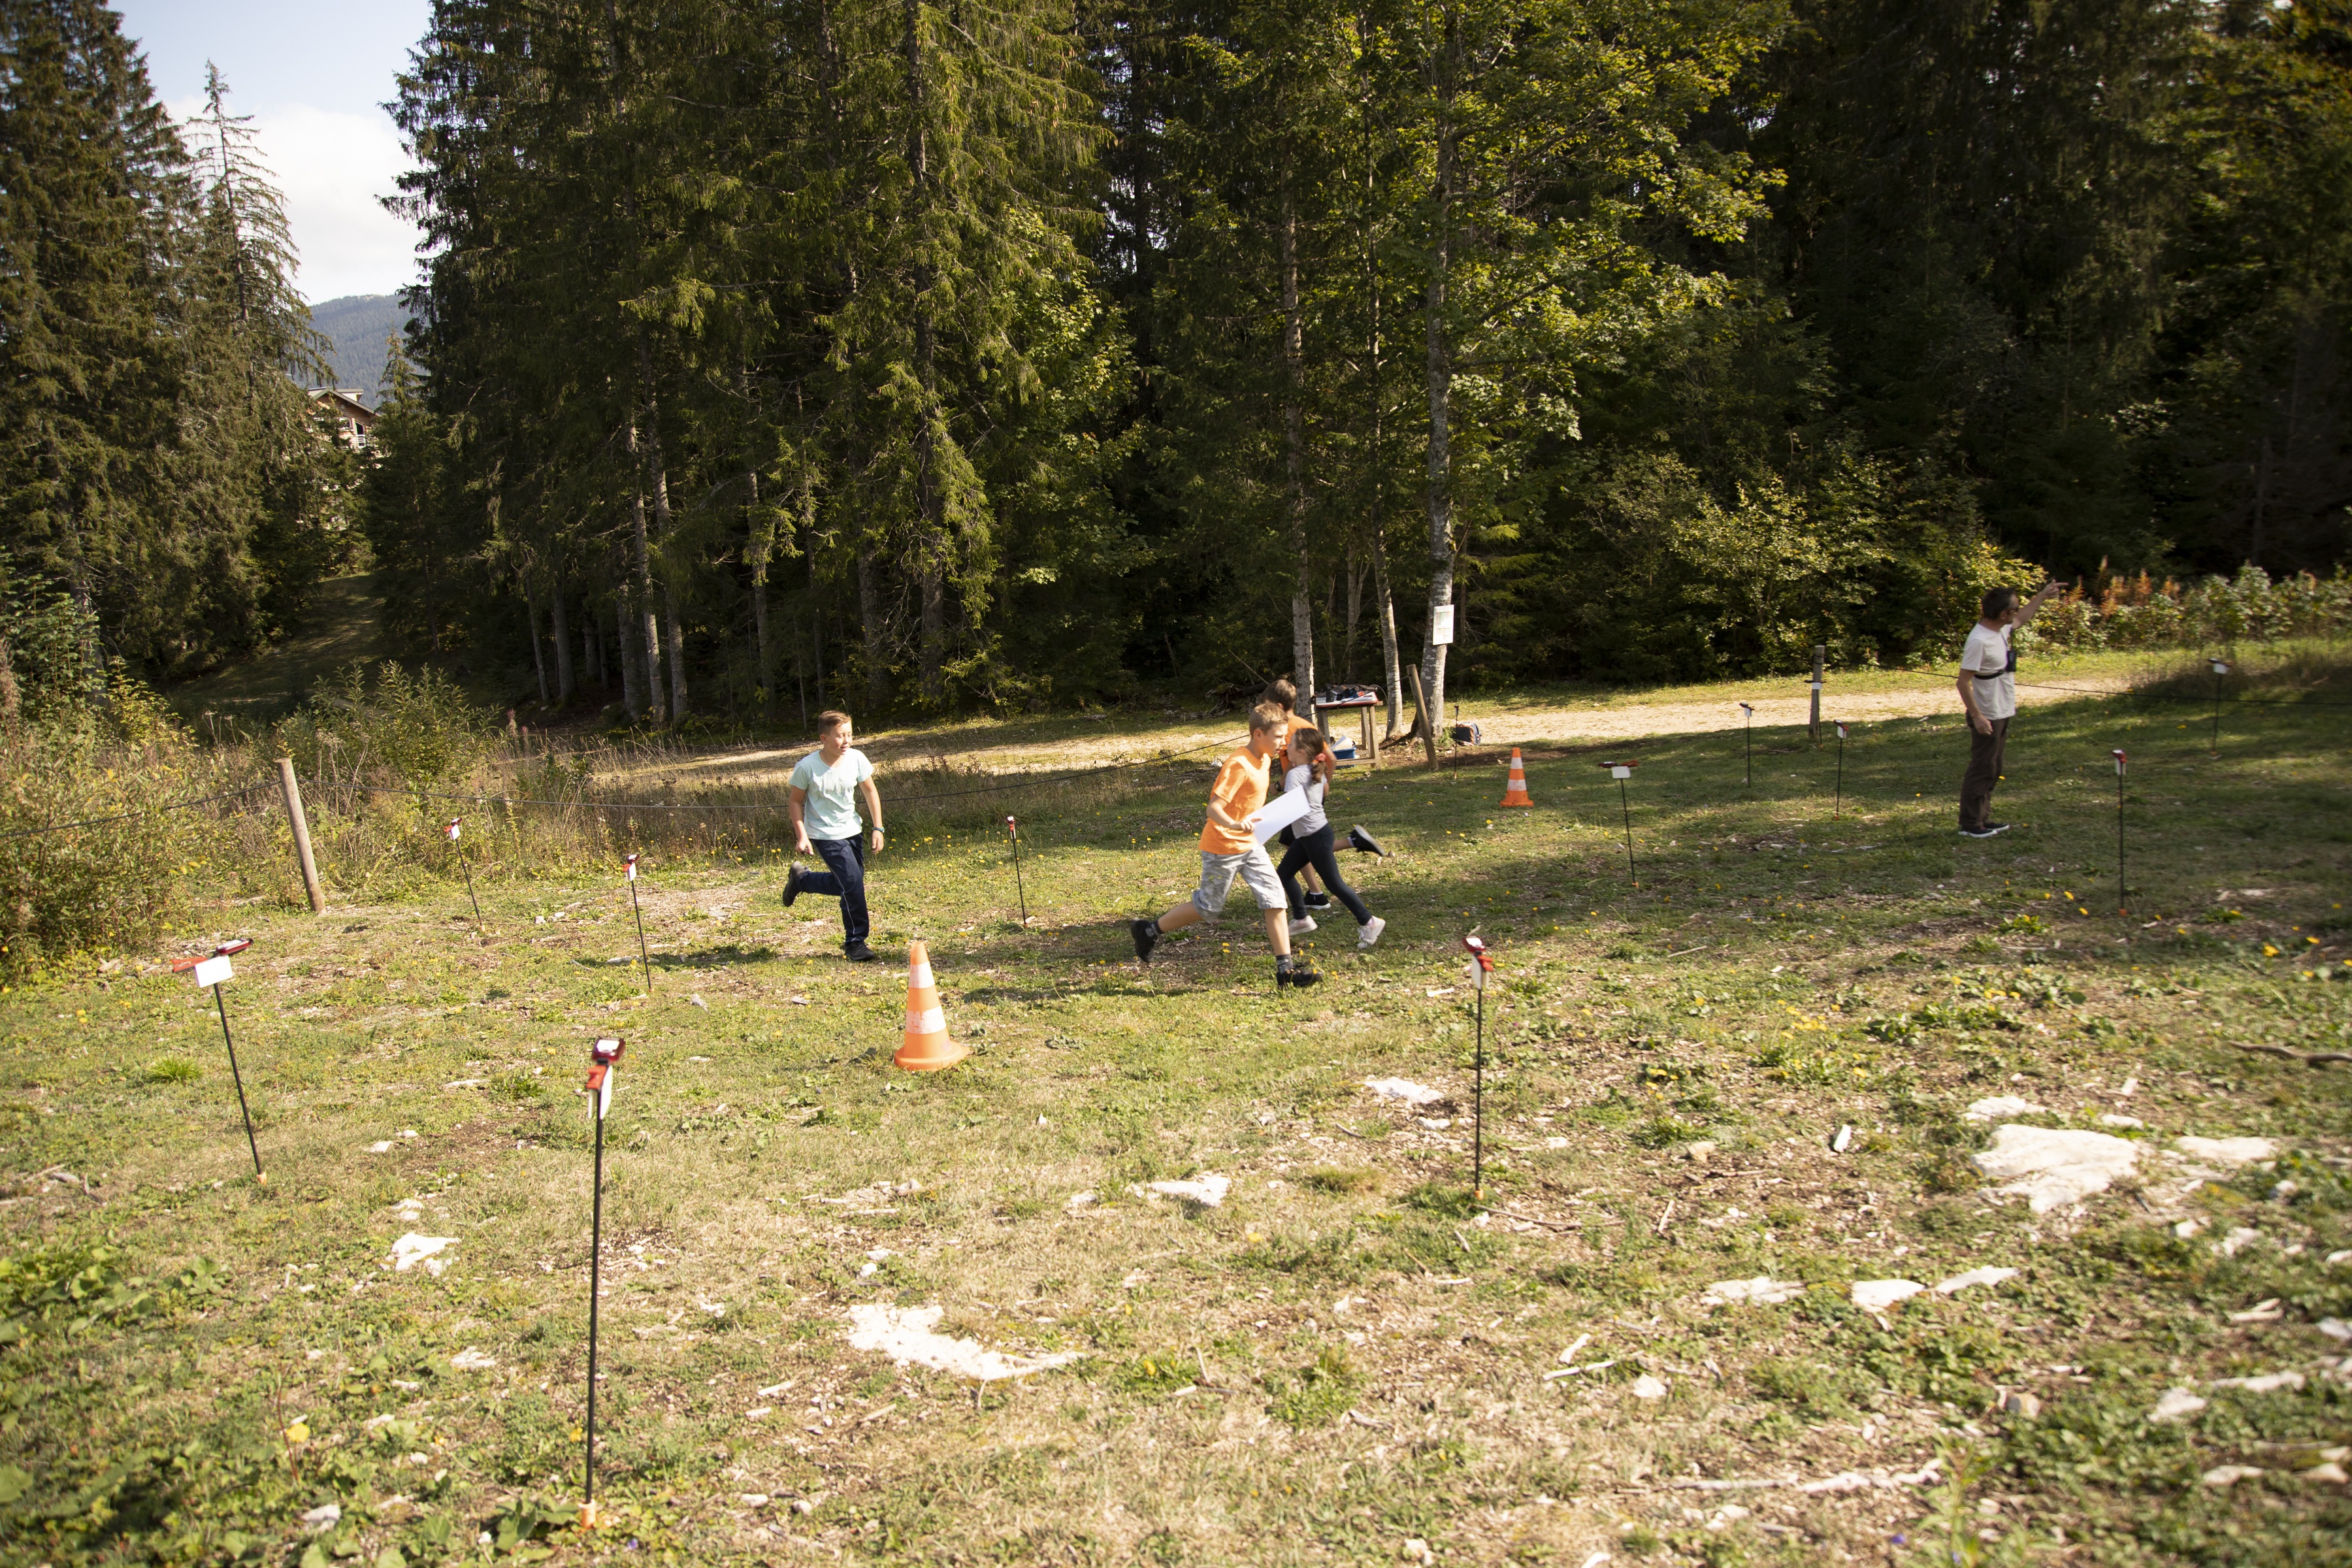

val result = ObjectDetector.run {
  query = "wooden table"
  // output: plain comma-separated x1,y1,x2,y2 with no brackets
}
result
1312,696,1382,768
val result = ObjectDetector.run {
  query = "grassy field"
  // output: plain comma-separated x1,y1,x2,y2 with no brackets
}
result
3,659,2349,1567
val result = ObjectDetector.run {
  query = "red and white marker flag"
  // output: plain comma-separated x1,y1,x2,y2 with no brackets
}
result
1005,815,1017,838
623,853,640,882
446,818,462,841
173,938,252,990
1461,933,1494,990
1835,721,1849,740
585,1037,625,1119
2113,748,2127,776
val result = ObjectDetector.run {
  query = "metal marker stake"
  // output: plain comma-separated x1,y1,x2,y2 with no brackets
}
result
1462,936,1494,1201
625,854,650,995
1739,703,1754,792
581,1037,625,1531
1006,815,1028,924
1833,722,1848,818
1599,761,1640,887
2113,749,2129,915
180,941,263,1183
448,819,480,920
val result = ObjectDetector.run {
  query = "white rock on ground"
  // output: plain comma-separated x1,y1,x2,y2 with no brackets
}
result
1964,1096,2047,1122
846,1304,1082,1382
1704,1277,1805,1306
1364,1078,1446,1108
2212,1371,2305,1393
1973,1125,2138,1213
2148,1388,2208,1422
1144,1175,1232,1207
449,1348,496,1371
387,1233,457,1275
2175,1135,2279,1166
1850,1280,1926,1314
1632,1375,1670,1399
1935,1266,2021,1295
2200,1465,2264,1488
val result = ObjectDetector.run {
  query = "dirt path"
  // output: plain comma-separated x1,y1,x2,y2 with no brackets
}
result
600,676,2136,790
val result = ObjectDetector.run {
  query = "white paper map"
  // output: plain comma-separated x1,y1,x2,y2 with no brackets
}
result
1249,788,1312,845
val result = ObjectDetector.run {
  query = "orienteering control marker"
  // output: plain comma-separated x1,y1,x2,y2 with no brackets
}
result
1006,815,1028,924
623,855,650,994
1462,934,1495,1201
447,818,481,921
580,1036,625,1530
174,939,263,1184
1597,760,1641,887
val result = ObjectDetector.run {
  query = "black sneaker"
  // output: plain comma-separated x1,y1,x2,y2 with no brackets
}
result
844,942,879,963
1348,826,1389,857
783,862,805,906
1276,962,1322,990
1303,891,1332,909
1130,917,1160,964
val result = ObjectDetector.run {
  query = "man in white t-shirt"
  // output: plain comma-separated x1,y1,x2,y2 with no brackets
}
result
782,710,886,960
1956,581,2058,838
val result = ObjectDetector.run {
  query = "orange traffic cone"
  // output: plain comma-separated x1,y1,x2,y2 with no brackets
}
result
893,940,969,1071
1499,747,1535,808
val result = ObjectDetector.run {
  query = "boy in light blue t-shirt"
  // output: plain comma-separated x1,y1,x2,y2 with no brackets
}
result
782,711,885,961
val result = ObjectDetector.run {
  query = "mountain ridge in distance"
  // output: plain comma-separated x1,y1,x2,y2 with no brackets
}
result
308,294,414,406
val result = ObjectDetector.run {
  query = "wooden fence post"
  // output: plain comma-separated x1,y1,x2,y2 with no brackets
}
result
277,758,325,914
1809,645,1825,745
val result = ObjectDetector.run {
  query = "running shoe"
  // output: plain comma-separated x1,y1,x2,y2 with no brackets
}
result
1348,826,1389,857
782,862,805,906
1130,917,1160,963
1356,915,1386,949
1288,915,1318,937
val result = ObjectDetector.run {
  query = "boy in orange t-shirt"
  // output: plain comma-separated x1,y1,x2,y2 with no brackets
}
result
1129,704,1319,988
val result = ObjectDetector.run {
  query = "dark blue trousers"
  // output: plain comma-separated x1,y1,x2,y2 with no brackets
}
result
800,837,868,948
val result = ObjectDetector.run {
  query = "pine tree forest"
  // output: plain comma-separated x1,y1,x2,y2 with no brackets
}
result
6,0,2351,727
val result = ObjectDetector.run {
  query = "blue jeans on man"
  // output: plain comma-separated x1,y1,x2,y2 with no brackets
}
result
798,837,868,949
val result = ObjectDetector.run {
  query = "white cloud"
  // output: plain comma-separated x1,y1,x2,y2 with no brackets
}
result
172,96,423,304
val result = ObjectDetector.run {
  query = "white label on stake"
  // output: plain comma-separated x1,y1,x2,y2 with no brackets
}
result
446,821,461,841
625,860,638,881
193,955,233,988
1431,605,1456,646
598,1072,615,1120
1610,765,1631,780
1463,957,1487,991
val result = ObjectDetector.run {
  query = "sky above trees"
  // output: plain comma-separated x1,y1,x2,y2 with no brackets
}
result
114,0,424,300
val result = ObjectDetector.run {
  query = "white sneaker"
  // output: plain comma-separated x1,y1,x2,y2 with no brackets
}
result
1288,915,1318,937
1356,916,1386,949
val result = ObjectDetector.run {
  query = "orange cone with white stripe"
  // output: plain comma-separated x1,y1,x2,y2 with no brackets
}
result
1499,748,1535,808
893,939,968,1072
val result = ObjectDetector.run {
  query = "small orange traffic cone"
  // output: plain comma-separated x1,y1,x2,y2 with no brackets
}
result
893,940,968,1071
1499,747,1535,808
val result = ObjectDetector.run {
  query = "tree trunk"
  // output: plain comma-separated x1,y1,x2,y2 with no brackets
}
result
618,587,643,717
525,572,550,704
586,611,602,694
1420,108,1457,749
642,397,687,722
748,472,773,719
625,414,665,722
1373,525,1404,738
551,568,576,704
1344,543,1363,681
1281,188,1316,700
907,0,947,706
2250,434,2273,568
858,546,889,708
